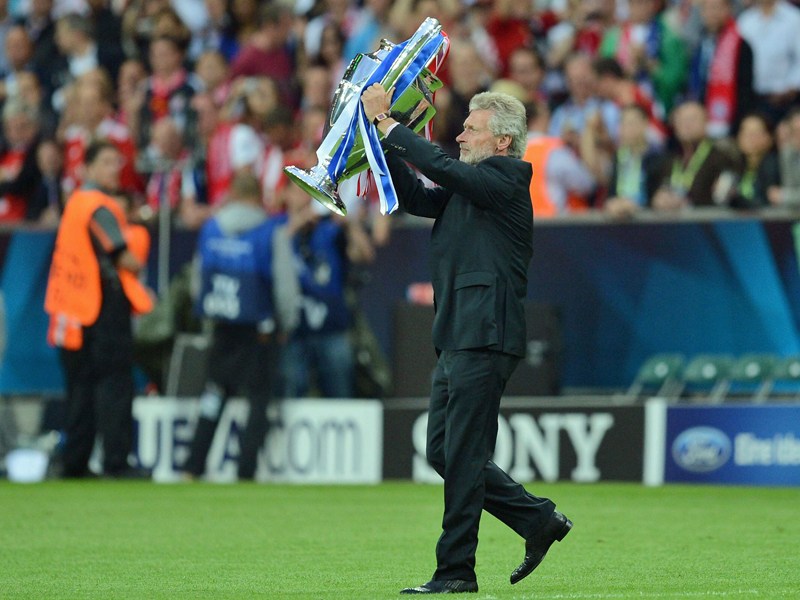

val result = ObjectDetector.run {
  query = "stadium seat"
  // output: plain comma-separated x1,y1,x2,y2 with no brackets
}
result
764,355,800,401
623,353,685,402
680,354,734,403
724,353,778,403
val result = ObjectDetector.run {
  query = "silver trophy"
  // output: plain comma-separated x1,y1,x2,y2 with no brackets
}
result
284,17,447,216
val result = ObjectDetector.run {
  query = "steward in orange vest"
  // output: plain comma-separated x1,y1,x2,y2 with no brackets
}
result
45,191,153,349
44,141,154,479
523,136,590,218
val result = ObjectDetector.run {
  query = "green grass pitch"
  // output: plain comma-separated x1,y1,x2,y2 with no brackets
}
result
1,481,798,599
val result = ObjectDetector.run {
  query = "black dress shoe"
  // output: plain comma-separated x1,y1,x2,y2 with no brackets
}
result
400,580,478,594
510,510,572,585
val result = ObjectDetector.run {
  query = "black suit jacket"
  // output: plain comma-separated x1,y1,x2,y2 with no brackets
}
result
384,125,533,357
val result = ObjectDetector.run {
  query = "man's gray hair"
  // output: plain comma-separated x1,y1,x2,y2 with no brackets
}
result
469,91,528,158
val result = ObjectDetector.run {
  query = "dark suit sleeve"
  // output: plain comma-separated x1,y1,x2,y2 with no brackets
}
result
0,143,41,198
385,153,452,218
384,125,517,210
644,151,666,204
608,155,619,198
646,152,669,205
734,40,756,132
754,152,781,206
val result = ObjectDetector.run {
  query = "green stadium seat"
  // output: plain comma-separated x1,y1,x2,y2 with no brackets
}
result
681,354,735,403
623,353,685,402
765,355,800,401
772,356,800,379
725,353,778,403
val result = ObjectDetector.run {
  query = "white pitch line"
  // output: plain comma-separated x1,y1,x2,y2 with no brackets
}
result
505,590,764,599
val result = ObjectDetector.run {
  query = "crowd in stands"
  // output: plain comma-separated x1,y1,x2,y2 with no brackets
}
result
1,0,800,227
4,0,800,478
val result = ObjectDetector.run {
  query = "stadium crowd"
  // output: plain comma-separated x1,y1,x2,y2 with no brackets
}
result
0,0,799,227
1,0,799,479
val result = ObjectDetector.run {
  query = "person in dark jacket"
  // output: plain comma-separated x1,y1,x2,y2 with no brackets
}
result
651,101,733,209
362,84,572,595
714,112,780,208
26,137,63,223
0,99,41,222
274,177,375,400
601,104,664,218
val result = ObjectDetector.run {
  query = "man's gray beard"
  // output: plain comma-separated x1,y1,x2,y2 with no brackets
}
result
460,148,495,165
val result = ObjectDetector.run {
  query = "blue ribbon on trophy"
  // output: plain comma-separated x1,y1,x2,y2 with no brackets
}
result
284,18,449,217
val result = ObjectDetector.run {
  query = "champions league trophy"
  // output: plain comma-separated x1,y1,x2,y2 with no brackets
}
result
284,18,449,216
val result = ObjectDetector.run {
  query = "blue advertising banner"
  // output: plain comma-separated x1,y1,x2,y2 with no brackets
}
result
358,217,800,390
665,404,800,486
2,216,800,394
0,231,63,394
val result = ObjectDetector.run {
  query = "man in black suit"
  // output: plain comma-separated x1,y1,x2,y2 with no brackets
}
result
362,84,572,594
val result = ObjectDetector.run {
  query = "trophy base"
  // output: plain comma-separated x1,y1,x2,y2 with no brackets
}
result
284,165,348,217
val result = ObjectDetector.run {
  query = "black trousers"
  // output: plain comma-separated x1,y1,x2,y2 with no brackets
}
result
60,281,134,477
426,349,556,582
184,322,278,480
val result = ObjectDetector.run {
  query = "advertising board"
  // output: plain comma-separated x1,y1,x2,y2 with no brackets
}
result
665,404,800,486
133,397,383,484
384,400,646,482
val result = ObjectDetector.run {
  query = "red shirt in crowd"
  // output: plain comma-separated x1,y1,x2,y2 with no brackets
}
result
145,149,190,212
206,121,264,206
0,149,28,222
63,118,142,195
228,45,295,107
486,16,534,77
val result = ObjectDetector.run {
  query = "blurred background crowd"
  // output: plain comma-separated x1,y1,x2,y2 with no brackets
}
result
1,0,800,229
2,0,800,479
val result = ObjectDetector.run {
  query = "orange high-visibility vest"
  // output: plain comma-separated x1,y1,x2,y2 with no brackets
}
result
125,222,151,265
45,189,154,349
523,137,588,218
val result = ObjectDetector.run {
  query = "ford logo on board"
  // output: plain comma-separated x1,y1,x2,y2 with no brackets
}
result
672,427,732,473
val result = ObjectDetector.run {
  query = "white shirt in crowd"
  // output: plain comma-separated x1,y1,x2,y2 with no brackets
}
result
737,0,800,95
